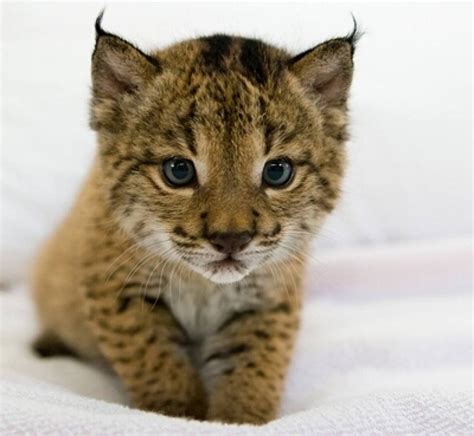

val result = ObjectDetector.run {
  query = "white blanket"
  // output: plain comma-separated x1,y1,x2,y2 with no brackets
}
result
1,238,472,434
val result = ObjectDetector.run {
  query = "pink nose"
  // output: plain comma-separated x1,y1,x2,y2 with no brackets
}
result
208,232,252,254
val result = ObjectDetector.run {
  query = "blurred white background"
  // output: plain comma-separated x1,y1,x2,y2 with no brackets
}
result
1,2,472,283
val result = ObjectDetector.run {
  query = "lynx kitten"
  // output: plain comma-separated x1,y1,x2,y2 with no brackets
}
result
32,12,358,424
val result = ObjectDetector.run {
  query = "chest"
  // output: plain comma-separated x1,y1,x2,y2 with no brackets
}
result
161,275,265,341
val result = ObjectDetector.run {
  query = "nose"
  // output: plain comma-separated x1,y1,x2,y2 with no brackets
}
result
208,232,252,255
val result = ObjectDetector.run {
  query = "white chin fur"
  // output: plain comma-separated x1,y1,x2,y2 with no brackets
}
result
204,270,249,284
186,262,249,284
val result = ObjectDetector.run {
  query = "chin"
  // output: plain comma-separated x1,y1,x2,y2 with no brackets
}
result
204,269,250,284
185,261,252,284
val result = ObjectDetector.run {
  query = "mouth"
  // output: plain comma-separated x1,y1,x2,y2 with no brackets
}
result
175,246,275,284
208,255,244,270
178,252,249,284
202,255,247,283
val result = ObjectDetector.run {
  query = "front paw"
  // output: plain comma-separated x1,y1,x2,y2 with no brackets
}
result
132,373,208,420
136,393,207,420
140,397,206,420
207,393,276,425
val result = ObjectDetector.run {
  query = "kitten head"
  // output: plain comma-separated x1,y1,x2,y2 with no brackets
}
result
90,12,359,283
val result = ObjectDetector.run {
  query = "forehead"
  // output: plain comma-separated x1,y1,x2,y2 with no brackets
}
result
194,74,263,156
160,34,289,87
144,35,317,165
181,84,261,188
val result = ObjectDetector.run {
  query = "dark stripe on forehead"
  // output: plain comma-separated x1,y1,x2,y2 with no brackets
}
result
110,162,141,200
239,38,268,85
264,122,299,155
177,100,197,155
264,122,277,155
200,34,233,71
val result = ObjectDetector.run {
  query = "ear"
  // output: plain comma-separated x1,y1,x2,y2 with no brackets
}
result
91,11,161,102
288,22,360,107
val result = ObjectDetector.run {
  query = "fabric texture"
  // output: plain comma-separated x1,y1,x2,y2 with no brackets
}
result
0,238,471,434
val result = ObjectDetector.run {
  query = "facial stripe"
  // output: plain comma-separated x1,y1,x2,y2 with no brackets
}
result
239,39,268,86
293,158,319,174
109,162,142,204
264,122,276,155
200,34,233,71
162,128,195,156
263,122,299,156
177,100,198,156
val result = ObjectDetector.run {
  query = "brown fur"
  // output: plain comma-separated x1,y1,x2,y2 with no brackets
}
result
31,13,358,424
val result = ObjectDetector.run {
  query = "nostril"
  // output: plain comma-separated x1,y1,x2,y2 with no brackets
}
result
213,242,225,252
209,232,252,254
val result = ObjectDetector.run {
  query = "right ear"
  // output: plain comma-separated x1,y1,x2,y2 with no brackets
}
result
287,18,361,109
90,11,161,131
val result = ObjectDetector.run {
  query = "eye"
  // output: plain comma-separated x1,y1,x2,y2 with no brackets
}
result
162,158,196,187
262,159,293,188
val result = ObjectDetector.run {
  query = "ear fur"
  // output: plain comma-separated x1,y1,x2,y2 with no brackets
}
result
288,18,361,107
90,11,161,131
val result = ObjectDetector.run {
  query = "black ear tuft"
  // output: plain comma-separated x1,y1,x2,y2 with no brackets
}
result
91,9,161,69
343,14,364,56
287,16,361,108
89,11,163,132
95,9,107,38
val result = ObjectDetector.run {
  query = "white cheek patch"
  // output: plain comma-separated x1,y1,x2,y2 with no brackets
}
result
193,160,208,186
116,206,175,261
136,221,174,256
269,226,310,265
253,158,265,186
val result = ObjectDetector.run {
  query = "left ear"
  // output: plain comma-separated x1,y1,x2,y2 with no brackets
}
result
288,25,360,107
89,10,162,132
91,10,161,102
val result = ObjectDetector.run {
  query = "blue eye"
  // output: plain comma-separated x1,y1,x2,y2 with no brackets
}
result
263,159,293,187
162,158,196,187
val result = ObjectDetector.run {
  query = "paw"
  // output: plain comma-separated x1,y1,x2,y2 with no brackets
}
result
207,401,275,425
133,375,208,420
146,399,206,420
32,332,78,358
137,395,207,420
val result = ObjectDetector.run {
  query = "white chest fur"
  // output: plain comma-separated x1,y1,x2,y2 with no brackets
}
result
162,274,265,341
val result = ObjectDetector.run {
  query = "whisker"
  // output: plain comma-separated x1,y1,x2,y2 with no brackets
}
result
104,242,145,283
284,228,340,244
277,238,325,267
140,246,175,313
167,255,182,315
113,251,159,303
267,260,294,305
104,237,171,284
271,259,296,306
158,252,175,310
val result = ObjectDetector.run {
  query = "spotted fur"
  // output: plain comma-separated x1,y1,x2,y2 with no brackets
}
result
31,12,358,424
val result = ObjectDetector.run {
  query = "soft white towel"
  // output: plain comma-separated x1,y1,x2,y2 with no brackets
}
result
1,238,472,434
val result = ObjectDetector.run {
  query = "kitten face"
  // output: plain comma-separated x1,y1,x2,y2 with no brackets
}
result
91,21,356,283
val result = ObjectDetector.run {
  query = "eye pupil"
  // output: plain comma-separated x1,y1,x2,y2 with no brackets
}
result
263,159,293,187
267,163,285,180
172,161,189,180
163,158,195,187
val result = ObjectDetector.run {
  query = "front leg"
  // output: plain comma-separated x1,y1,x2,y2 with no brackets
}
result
204,301,300,424
83,285,206,419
